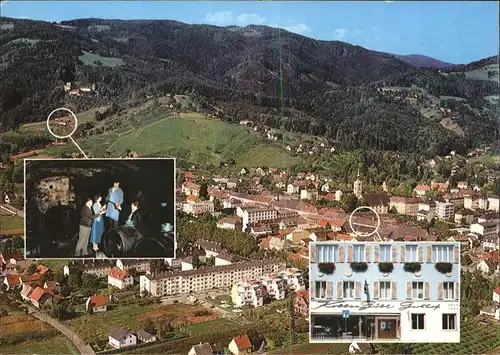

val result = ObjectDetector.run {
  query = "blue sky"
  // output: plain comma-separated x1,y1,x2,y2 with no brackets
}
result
1,1,498,64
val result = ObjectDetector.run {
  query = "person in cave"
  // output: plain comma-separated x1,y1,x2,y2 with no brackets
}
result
75,197,106,257
105,179,124,230
126,199,143,229
90,195,105,252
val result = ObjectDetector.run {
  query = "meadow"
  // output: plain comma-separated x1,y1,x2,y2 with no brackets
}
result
0,335,79,355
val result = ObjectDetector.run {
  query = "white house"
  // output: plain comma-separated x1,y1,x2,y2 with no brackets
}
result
488,196,500,211
231,281,265,308
109,327,137,349
228,335,253,355
108,268,133,290
86,295,107,313
136,329,156,343
189,343,214,355
479,287,500,320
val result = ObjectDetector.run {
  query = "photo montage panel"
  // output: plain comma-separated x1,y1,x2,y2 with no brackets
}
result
24,158,176,259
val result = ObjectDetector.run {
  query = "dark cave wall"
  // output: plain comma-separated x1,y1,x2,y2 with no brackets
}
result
34,176,74,214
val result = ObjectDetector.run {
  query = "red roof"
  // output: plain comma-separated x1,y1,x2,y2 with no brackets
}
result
414,184,431,191
108,267,129,280
494,287,500,296
23,273,44,283
90,295,107,307
186,195,199,203
37,265,50,274
30,287,53,302
6,274,21,285
233,335,252,350
183,182,200,191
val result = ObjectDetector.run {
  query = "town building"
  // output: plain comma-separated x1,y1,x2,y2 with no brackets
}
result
471,221,500,242
353,170,363,199
216,216,243,231
309,241,460,343
482,235,500,251
479,287,500,321
228,335,253,355
182,182,201,196
436,201,455,220
30,287,54,309
231,280,266,308
139,259,285,297
136,329,156,343
108,268,133,290
389,197,420,216
362,192,390,215
183,198,215,215
413,184,430,197
236,206,278,231
116,259,150,274
488,196,500,211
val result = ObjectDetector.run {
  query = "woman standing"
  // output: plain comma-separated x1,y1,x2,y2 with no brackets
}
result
90,195,105,251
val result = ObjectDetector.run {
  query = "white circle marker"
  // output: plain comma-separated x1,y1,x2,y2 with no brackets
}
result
46,107,88,159
348,206,381,237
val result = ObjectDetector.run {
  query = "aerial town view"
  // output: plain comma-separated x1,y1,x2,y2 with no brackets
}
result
0,1,499,354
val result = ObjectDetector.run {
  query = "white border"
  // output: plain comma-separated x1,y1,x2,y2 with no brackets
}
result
23,157,177,260
308,241,461,344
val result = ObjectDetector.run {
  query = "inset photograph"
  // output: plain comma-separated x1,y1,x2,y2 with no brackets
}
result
309,241,461,343
24,158,176,259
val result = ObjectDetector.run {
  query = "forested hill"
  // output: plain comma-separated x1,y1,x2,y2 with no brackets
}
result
0,17,498,157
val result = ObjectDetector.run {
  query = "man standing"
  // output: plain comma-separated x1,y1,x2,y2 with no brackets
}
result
76,198,105,257
106,179,124,229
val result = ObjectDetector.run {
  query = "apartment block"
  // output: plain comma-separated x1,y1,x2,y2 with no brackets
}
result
231,281,266,308
436,201,455,220
309,242,460,343
237,206,278,230
139,259,285,297
389,197,420,216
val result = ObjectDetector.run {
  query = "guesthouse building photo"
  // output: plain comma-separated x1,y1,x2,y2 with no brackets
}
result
309,241,461,343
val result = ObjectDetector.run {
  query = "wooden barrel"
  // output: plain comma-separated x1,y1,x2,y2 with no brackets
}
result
102,226,144,257
131,232,174,258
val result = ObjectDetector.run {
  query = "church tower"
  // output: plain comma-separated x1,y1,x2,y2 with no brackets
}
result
382,181,388,192
353,168,363,198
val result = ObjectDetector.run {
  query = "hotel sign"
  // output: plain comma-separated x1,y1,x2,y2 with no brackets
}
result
311,300,441,312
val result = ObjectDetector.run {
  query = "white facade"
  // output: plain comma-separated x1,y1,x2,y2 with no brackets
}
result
109,333,137,349
139,259,286,297
231,281,266,308
108,274,134,290
436,202,455,220
237,207,278,230
488,197,500,211
183,201,214,215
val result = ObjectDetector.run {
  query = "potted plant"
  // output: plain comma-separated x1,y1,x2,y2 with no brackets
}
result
378,262,394,274
435,262,453,274
403,262,422,273
318,262,335,275
350,262,369,273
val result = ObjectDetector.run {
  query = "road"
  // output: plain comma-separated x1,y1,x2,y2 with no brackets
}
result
29,306,94,354
1,204,24,218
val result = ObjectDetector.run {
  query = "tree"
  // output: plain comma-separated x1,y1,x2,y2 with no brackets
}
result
143,318,156,335
341,193,359,213
199,183,208,200
27,263,38,274
60,286,71,297
192,254,202,269
12,236,24,249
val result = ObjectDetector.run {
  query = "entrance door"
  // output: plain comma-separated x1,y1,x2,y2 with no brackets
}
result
377,319,398,339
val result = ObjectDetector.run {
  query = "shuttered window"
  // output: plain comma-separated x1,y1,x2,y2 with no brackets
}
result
433,245,453,262
379,245,391,262
443,282,454,300
379,281,391,300
317,245,337,263
406,245,418,262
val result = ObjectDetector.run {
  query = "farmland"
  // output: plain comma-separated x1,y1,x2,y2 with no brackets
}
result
0,214,24,231
0,334,79,355
78,51,125,67
66,300,226,344
0,315,52,337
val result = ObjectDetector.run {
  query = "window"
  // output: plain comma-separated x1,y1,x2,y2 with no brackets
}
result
315,281,326,298
380,281,391,299
412,282,424,299
411,314,425,330
433,245,453,262
343,281,355,299
442,314,456,330
353,245,365,262
406,245,418,262
443,282,454,300
317,245,336,263
380,245,391,262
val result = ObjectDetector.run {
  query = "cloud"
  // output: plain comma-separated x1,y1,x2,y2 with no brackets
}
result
333,28,364,41
333,28,348,40
204,11,311,35
283,23,311,35
204,11,235,26
237,13,267,25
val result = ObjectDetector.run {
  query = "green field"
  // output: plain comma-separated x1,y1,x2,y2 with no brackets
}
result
460,64,499,82
78,51,125,67
108,113,301,168
0,334,79,354
0,214,24,231
181,318,240,336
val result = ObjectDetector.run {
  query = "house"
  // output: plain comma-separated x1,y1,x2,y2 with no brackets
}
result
109,327,137,349
232,281,266,308
293,289,309,318
457,181,469,189
482,234,499,251
189,343,214,355
454,209,474,225
300,189,318,200
488,196,500,211
431,181,449,193
447,235,471,250
116,259,150,273
389,197,420,216
30,287,54,309
3,274,21,290
414,184,431,196
216,216,242,231
21,273,44,287
108,268,133,290
109,290,136,303
0,250,23,265
20,284,33,301
136,329,156,343
86,295,107,313
182,182,201,196
476,259,498,275
228,335,253,355
479,287,500,320
362,192,390,215
436,201,455,220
